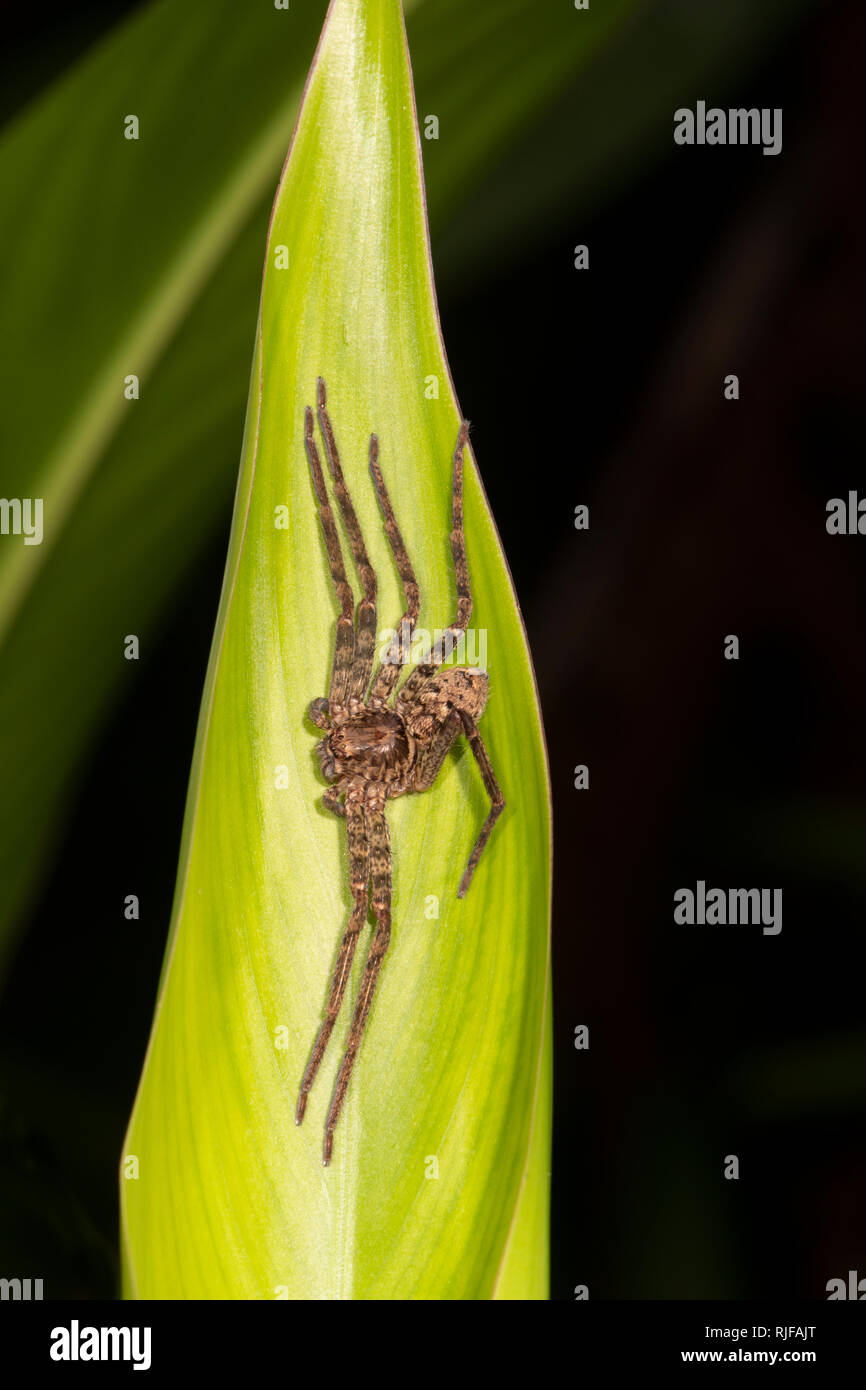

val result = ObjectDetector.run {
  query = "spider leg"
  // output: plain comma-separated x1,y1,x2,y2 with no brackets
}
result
296,798,369,1126
308,697,330,729
448,419,472,636
410,703,503,897
455,712,504,898
396,420,471,708
317,379,378,702
305,404,354,711
322,786,346,817
323,796,391,1165
411,708,463,792
368,433,421,705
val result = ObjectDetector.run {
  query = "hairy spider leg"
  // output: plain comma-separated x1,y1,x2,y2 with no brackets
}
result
321,785,346,817
409,708,464,790
396,419,471,704
406,703,502,897
449,419,473,632
296,797,369,1128
324,799,392,1165
395,423,504,895
304,407,354,712
455,711,504,898
316,378,378,702
367,432,421,705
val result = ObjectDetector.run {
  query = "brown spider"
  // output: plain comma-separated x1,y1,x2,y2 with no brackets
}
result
295,378,504,1165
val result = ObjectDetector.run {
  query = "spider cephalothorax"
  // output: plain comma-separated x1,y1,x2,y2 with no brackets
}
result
317,710,412,784
296,378,503,1164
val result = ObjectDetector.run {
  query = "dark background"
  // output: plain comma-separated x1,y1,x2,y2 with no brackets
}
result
1,0,864,1300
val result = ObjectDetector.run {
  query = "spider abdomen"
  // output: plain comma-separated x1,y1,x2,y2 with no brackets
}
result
327,710,412,783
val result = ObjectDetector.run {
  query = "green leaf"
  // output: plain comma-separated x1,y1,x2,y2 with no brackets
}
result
0,0,330,968
121,0,551,1300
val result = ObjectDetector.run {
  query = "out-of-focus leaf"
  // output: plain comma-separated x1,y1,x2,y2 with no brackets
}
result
435,0,818,282
735,799,866,895
730,1030,866,1116
121,0,550,1299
